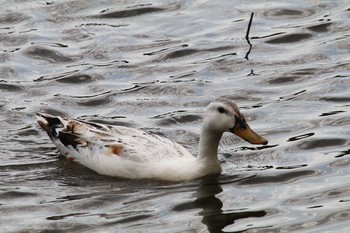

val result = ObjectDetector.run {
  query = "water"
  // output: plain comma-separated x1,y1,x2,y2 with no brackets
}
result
1,0,349,232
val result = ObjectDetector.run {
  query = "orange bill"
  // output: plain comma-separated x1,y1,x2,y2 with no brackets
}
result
231,118,268,145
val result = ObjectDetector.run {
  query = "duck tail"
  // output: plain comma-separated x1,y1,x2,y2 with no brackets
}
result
36,113,65,138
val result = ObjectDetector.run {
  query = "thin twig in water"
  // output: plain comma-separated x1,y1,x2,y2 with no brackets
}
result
245,12,254,60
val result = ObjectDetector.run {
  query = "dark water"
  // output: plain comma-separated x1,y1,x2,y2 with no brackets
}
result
1,0,350,232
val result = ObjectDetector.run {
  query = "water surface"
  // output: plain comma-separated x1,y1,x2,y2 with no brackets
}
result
1,0,350,232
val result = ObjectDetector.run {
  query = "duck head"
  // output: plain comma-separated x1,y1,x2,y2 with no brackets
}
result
203,98,268,145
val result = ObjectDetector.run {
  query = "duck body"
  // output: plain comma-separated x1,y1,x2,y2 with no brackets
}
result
37,98,267,181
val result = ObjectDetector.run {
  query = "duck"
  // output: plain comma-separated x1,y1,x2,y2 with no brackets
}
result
36,97,268,182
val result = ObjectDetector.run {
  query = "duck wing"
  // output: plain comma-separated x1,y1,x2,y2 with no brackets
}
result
36,113,193,164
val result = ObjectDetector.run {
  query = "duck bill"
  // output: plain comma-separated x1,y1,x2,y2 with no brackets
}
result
231,121,268,145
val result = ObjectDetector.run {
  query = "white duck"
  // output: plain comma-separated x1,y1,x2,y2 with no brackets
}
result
37,98,267,182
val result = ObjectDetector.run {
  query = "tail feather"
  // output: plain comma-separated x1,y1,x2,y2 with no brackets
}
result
37,113,90,158
36,113,65,137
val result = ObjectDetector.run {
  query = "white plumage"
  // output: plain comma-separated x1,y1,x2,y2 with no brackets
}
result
37,98,267,181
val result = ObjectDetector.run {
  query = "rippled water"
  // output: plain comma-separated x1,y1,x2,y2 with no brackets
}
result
1,0,350,232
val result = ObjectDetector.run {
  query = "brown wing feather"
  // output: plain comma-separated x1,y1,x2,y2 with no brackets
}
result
59,131,88,149
37,113,193,164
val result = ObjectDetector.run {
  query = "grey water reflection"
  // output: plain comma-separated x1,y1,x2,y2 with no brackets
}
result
198,178,267,233
172,175,268,232
174,167,321,232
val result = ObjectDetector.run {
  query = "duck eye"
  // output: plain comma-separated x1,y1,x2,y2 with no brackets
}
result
218,107,225,113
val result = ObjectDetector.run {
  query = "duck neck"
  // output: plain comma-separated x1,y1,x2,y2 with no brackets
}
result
197,127,222,164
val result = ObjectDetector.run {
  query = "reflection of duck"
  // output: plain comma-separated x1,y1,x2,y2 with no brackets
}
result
37,97,267,181
174,176,267,232
172,176,267,233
